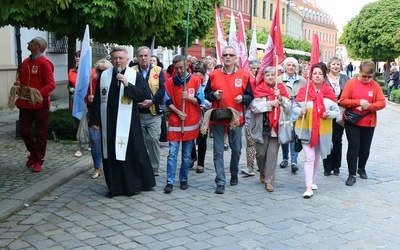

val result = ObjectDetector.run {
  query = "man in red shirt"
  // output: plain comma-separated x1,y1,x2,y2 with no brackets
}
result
204,46,254,194
14,37,56,172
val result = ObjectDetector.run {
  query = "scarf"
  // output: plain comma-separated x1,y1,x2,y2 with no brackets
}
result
295,81,337,147
252,81,289,133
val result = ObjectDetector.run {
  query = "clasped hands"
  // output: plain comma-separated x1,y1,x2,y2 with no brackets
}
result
214,90,243,104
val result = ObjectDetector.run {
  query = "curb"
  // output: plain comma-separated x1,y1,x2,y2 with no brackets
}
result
0,157,93,221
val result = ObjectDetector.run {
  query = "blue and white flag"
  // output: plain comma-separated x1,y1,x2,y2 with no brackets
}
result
73,24,92,120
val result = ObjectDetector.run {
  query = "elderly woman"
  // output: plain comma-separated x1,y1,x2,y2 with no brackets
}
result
293,62,339,198
250,67,291,192
277,57,306,174
339,60,386,186
322,57,350,176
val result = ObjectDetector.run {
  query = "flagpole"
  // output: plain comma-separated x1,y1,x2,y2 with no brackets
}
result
274,56,279,120
182,0,191,134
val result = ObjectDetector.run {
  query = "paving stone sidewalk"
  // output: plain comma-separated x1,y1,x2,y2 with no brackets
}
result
1,99,400,249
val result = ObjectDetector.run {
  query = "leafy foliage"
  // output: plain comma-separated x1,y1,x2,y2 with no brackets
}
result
0,0,221,69
339,0,400,62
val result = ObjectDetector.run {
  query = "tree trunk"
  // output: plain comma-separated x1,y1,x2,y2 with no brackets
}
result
67,34,77,72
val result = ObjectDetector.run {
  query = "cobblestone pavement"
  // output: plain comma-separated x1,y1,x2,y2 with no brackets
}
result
1,100,400,249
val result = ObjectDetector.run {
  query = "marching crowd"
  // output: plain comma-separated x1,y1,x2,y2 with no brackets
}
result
13,37,386,199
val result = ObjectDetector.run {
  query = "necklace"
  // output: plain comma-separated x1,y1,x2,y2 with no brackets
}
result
328,74,339,80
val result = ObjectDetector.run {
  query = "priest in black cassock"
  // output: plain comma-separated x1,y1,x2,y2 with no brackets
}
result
89,46,156,198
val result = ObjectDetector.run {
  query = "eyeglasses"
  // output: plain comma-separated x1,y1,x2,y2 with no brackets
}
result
222,54,236,57
28,40,39,45
360,74,373,79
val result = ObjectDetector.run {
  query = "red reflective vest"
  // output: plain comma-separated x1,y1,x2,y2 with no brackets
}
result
208,68,250,126
165,75,202,141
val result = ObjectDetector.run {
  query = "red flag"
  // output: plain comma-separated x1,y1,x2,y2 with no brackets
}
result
309,34,320,76
237,12,249,71
257,0,284,83
215,4,227,65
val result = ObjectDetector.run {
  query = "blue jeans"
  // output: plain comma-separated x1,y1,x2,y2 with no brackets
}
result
166,140,194,185
212,125,242,186
89,127,102,169
281,141,298,165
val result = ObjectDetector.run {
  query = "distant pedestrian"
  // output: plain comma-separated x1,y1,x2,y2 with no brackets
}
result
14,37,56,172
340,60,386,187
346,62,354,78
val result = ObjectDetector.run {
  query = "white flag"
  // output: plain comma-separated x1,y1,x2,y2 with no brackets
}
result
249,24,257,62
229,11,239,56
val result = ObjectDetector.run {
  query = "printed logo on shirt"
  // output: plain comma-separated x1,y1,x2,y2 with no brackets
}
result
235,79,242,87
188,88,195,97
368,91,373,97
32,66,38,74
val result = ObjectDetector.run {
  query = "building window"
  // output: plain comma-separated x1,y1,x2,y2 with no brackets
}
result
253,0,257,16
245,0,248,12
269,3,273,20
282,8,285,24
262,1,267,19
47,33,68,53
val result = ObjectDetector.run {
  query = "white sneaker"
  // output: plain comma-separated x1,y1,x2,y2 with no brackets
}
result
303,190,313,198
241,167,255,176
311,183,318,190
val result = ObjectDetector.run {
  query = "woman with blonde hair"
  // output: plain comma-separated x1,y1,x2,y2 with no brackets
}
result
322,56,349,176
339,60,386,186
88,59,112,178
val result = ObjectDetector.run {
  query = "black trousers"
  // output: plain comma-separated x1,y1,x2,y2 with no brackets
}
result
191,131,208,166
344,123,375,176
323,120,345,171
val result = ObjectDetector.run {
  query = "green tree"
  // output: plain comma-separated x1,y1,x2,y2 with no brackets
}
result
339,0,400,75
0,0,220,70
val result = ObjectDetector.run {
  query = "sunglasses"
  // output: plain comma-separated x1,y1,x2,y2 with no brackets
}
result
222,54,236,57
360,74,373,79
28,40,39,45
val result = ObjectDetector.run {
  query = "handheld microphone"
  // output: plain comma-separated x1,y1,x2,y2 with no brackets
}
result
117,67,122,86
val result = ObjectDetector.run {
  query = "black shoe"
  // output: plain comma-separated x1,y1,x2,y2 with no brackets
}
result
280,160,288,168
333,168,340,176
105,192,114,198
180,181,188,190
357,169,368,179
215,185,225,194
291,163,298,174
230,176,238,186
196,166,204,173
345,176,356,186
164,184,173,193
190,158,197,168
324,169,331,176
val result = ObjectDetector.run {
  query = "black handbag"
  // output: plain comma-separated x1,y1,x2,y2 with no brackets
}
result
344,110,370,124
294,134,302,152
210,99,232,121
